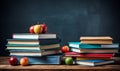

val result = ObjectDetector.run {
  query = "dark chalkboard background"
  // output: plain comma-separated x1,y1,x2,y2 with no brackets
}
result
0,0,120,56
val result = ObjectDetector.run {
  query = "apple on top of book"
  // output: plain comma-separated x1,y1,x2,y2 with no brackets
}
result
29,23,47,34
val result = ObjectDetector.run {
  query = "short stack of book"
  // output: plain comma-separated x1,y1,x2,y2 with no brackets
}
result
65,36,119,66
6,33,61,64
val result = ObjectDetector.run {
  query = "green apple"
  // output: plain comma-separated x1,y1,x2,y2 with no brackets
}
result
65,57,73,65
34,24,43,34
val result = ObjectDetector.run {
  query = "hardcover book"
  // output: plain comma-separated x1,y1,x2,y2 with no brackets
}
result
6,43,60,50
12,33,57,39
80,36,113,41
76,60,114,66
68,42,119,49
71,48,118,53
15,55,61,64
7,38,61,45
10,50,61,56
80,40,112,44
80,36,113,44
8,48,60,53
76,57,111,60
65,52,113,58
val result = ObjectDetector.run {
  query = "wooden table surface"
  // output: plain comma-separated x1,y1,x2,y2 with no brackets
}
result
0,56,120,71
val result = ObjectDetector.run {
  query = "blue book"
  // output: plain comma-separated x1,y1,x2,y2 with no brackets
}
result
76,60,114,66
68,42,119,49
15,56,61,64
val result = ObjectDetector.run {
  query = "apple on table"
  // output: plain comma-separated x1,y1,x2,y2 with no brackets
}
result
20,57,29,66
9,57,18,66
65,57,73,65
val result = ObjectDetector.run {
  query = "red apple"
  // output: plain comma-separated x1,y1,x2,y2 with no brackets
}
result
9,57,18,66
29,25,35,34
61,46,69,53
34,24,43,34
40,23,47,33
20,57,29,66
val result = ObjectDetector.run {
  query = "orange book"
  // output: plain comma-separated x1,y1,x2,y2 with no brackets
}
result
80,40,112,44
80,36,113,41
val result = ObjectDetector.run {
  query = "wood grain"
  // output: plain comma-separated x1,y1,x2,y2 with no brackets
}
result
0,57,120,71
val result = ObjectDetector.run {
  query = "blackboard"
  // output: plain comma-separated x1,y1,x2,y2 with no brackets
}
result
0,0,120,56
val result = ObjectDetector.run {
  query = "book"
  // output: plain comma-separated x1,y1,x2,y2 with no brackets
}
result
6,43,60,50
71,48,118,53
68,42,119,49
12,33,56,39
80,40,112,44
76,60,114,66
101,44,119,48
10,50,61,56
80,36,113,41
15,56,61,64
65,52,113,58
8,48,60,53
7,38,61,45
76,57,111,60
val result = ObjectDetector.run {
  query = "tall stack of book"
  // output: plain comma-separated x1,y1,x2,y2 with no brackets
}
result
6,33,61,64
65,36,119,66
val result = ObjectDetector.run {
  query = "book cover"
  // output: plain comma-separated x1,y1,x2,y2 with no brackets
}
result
76,60,114,66
71,48,118,53
10,50,61,56
76,57,112,60
80,40,112,44
7,38,61,45
15,56,61,64
69,42,119,49
80,36,113,41
6,43,60,50
8,48,60,53
65,52,113,58
12,33,57,39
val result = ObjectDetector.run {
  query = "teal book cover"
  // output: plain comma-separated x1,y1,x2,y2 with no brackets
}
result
68,42,119,49
68,42,101,49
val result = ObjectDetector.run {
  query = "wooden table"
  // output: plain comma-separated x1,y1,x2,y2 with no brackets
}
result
0,57,120,71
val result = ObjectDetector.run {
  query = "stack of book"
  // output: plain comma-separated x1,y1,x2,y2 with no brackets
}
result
65,36,119,66
6,33,61,64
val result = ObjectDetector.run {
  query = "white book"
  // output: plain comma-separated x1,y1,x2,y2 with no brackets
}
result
76,60,114,66
101,44,119,48
13,33,56,39
10,50,60,56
